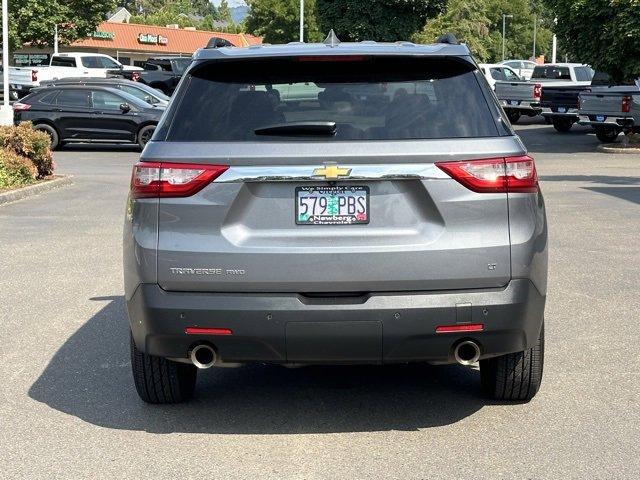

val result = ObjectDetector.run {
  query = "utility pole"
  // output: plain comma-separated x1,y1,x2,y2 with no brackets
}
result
54,25,59,55
532,15,537,61
552,17,558,63
0,0,13,125
299,0,304,42
502,14,513,61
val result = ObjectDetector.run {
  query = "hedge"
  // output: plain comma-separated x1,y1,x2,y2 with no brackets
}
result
0,123,54,178
0,149,38,190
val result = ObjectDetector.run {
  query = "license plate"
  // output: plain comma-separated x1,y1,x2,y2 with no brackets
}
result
596,115,606,122
558,107,567,113
296,186,369,225
510,100,519,106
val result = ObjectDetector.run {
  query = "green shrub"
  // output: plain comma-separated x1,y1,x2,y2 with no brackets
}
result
0,149,38,190
0,123,54,178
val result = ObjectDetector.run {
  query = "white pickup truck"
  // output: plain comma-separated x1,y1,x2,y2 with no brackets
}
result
495,63,594,123
9,52,142,98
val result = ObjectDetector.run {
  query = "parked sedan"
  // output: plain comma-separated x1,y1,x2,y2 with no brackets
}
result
13,85,165,150
39,77,170,107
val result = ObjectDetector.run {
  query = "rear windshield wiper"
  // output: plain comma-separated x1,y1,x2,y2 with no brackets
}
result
254,121,336,136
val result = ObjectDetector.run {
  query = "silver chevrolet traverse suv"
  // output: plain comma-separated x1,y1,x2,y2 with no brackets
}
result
124,37,547,404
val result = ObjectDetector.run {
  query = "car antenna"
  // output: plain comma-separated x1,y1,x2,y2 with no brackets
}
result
324,29,341,47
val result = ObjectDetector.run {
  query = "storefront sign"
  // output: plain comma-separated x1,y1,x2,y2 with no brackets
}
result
138,33,168,46
90,30,115,40
13,53,51,66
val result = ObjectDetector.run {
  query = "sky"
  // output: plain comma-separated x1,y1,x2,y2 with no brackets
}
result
211,0,246,6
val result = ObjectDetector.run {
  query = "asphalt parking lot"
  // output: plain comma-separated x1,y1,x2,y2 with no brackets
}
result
1,120,639,479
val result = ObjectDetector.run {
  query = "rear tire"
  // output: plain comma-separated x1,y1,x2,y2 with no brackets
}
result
480,322,544,402
137,125,155,149
506,110,521,124
553,117,573,133
34,123,59,150
595,127,619,143
130,332,197,404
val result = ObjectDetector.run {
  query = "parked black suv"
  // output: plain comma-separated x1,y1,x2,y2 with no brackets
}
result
13,85,164,149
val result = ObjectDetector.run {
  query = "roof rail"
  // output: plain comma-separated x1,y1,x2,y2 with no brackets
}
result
436,33,459,45
205,37,234,49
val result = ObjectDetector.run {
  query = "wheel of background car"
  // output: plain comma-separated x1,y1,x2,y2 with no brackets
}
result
552,117,573,133
34,123,59,150
137,125,155,149
595,126,619,143
506,110,521,124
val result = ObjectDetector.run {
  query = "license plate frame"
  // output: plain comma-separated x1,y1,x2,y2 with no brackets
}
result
295,185,370,225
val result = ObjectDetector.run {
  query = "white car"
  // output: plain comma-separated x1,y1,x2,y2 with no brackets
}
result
9,52,142,97
500,60,538,80
478,63,521,90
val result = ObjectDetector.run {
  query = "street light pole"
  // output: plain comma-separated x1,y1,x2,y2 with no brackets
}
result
502,14,513,61
299,0,304,42
0,0,13,125
532,15,537,60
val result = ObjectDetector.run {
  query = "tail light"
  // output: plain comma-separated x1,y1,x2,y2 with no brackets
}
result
533,83,542,101
131,162,229,198
12,102,31,111
435,156,538,193
31,70,38,82
622,95,632,113
131,71,140,81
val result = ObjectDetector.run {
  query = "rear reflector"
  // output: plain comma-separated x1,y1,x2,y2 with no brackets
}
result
12,102,31,111
131,162,228,198
622,95,632,113
185,327,233,336
435,156,538,193
436,324,484,333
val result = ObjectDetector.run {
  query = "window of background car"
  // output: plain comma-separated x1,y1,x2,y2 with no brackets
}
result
532,66,571,80
574,67,595,82
503,68,520,81
55,89,90,107
91,90,126,110
37,91,60,105
81,57,103,69
165,57,501,142
490,68,505,81
120,85,155,103
50,57,76,68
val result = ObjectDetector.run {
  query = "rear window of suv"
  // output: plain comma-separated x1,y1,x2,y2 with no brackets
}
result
164,56,501,141
532,66,571,80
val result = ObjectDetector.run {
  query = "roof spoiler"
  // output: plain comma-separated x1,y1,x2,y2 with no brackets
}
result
436,33,459,45
206,37,234,49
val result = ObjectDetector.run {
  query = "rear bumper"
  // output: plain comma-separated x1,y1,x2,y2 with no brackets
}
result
127,279,545,365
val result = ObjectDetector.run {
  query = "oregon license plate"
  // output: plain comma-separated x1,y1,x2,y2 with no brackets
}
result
296,186,369,225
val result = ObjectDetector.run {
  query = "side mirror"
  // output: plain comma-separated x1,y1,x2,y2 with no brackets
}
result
119,103,131,113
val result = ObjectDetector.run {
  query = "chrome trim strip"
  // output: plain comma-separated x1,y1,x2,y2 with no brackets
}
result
215,163,449,183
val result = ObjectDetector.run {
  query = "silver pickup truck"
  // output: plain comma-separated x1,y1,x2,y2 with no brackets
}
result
496,63,594,124
578,84,640,142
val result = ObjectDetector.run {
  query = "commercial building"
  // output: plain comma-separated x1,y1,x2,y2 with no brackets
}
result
13,20,262,67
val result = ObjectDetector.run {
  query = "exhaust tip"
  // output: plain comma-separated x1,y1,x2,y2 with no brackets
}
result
190,344,217,369
454,340,481,365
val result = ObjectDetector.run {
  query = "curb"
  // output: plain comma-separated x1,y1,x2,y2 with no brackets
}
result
0,175,73,206
596,144,640,154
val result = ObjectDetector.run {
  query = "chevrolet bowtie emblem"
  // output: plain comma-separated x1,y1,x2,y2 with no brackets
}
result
313,164,352,180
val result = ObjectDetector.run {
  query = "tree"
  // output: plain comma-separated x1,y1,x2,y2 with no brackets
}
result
316,0,446,42
245,0,323,43
545,0,640,83
413,0,554,63
218,0,233,24
8,0,115,50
